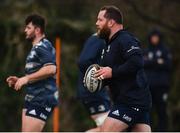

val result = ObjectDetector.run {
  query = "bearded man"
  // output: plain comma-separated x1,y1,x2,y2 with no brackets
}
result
95,6,152,132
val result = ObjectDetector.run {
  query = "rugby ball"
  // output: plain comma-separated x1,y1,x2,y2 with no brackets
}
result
84,64,102,93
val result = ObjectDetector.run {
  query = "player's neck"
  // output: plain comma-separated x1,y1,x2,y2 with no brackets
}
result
109,25,123,40
32,34,45,45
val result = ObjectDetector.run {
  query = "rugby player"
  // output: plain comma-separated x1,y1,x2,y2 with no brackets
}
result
77,33,111,131
6,14,59,132
95,6,152,132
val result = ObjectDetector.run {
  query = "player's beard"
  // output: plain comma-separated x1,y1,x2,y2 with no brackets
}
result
97,23,110,41
25,33,35,42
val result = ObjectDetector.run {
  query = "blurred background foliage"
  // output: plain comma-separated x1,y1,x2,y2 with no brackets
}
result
0,0,180,131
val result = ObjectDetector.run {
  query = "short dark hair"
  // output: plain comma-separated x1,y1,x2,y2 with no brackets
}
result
100,5,123,24
25,14,46,33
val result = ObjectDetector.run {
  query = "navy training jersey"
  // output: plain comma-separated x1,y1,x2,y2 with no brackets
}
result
101,30,152,110
77,34,110,101
25,38,59,107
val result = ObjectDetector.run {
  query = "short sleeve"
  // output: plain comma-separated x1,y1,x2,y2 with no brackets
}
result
35,45,56,66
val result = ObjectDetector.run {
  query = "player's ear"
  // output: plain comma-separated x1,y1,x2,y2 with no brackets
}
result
108,19,115,27
35,27,41,34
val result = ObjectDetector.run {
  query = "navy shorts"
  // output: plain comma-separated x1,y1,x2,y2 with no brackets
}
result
82,98,111,115
108,104,150,127
23,102,55,122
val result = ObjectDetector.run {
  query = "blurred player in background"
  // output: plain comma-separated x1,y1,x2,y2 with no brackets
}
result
95,5,152,132
6,14,59,132
143,28,172,131
77,33,111,132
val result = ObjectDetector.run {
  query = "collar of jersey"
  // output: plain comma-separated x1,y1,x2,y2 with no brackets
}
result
33,38,46,48
108,29,126,44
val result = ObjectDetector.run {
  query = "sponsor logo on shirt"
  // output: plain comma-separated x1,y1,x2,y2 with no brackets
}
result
127,46,140,53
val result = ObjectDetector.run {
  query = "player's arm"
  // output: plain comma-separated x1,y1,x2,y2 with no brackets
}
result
111,36,144,78
14,42,56,91
95,54,142,79
95,35,143,79
111,54,143,77
26,64,56,83
6,76,18,88
14,65,56,91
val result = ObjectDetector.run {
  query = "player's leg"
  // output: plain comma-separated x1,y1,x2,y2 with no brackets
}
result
131,107,151,132
83,99,111,132
101,116,129,131
131,124,151,132
22,109,45,132
100,104,134,132
86,112,109,132
22,103,54,132
22,109,26,131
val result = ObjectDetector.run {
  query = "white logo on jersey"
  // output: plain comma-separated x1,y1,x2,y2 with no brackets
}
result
25,94,34,102
29,51,36,59
123,114,132,122
132,107,140,111
40,113,47,120
127,46,140,53
29,109,36,116
98,105,105,112
112,110,120,116
90,107,95,114
25,63,34,69
101,49,105,59
45,107,52,112
106,45,111,52
25,62,41,69
54,91,59,100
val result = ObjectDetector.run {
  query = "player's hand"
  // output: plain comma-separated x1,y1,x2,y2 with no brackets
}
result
6,76,18,88
94,67,112,79
14,76,29,91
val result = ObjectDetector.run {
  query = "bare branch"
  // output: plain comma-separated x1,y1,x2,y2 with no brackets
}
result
124,0,180,33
